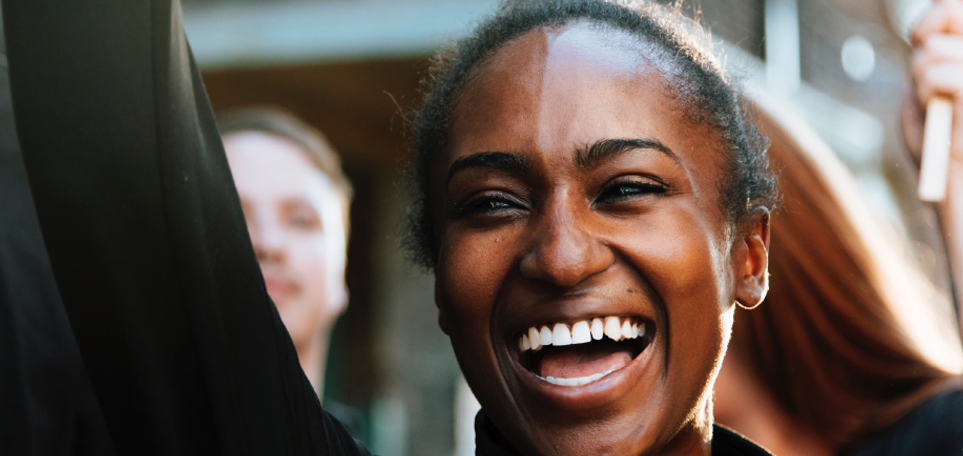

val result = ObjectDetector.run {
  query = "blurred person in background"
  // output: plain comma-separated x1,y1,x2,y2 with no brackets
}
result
219,108,362,435
714,1,963,455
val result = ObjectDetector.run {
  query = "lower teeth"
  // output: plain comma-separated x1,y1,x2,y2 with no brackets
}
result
537,368,616,387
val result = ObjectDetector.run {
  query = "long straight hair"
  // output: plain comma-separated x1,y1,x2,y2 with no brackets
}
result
727,96,963,446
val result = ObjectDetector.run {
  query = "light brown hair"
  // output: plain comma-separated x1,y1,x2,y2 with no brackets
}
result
217,107,353,238
726,97,963,447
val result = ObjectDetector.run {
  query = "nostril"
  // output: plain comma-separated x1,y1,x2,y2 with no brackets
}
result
519,232,614,287
535,257,586,287
254,248,269,262
253,242,283,264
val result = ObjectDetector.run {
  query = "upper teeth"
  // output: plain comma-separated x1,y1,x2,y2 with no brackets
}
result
517,317,645,352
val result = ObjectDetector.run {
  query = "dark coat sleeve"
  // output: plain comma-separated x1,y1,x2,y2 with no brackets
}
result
2,1,372,454
0,59,116,456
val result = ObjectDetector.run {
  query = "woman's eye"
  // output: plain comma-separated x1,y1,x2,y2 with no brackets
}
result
483,200,511,210
597,180,667,204
458,194,523,218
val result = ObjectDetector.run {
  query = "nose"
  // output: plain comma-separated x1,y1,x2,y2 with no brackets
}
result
248,214,286,265
519,195,614,288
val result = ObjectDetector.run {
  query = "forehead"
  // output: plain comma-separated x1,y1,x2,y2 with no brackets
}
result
447,22,723,175
224,131,333,201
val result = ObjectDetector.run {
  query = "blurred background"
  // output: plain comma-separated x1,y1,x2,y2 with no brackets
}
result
1,0,946,455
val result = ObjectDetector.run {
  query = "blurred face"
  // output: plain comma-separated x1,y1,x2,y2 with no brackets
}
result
431,23,769,455
225,132,348,353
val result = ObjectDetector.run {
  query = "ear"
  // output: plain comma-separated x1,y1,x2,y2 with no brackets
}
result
734,207,771,310
435,282,451,335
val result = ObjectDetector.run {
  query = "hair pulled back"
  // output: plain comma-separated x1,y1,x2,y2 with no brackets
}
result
218,107,354,238
406,0,777,269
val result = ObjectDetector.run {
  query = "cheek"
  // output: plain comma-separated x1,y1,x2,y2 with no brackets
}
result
620,207,728,301
616,207,732,392
290,235,332,309
436,228,516,332
435,226,521,376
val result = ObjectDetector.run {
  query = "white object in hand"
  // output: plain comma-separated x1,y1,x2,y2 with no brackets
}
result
919,96,954,202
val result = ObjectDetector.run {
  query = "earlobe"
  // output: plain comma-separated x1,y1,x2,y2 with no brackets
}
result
735,207,771,310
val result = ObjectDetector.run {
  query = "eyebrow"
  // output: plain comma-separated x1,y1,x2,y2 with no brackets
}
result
575,138,678,170
279,197,321,209
447,151,530,185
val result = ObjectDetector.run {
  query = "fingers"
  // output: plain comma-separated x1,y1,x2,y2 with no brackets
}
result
911,32,963,111
913,34,963,66
904,0,963,171
914,60,963,104
912,0,963,44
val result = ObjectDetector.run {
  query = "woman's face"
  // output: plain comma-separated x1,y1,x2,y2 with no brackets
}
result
225,132,348,353
432,23,769,455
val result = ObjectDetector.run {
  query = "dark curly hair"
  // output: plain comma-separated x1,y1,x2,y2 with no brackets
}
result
406,0,777,269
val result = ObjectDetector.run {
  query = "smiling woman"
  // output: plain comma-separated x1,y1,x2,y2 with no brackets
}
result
405,1,776,454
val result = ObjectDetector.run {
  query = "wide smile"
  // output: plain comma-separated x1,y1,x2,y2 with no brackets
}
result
507,314,657,410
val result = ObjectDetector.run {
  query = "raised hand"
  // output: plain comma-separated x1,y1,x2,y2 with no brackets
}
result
902,0,963,163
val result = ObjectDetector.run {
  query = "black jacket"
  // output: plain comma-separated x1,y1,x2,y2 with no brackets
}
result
0,58,115,456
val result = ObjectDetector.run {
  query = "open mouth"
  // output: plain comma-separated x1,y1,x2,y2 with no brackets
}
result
515,316,653,387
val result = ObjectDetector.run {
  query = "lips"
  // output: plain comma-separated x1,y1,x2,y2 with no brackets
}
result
262,276,298,301
513,316,652,388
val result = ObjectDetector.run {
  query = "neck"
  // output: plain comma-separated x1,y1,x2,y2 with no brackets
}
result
657,422,713,456
655,403,714,456
298,330,329,398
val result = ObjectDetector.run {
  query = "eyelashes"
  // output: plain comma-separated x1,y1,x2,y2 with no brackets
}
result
453,176,669,220
456,193,525,219
594,179,668,205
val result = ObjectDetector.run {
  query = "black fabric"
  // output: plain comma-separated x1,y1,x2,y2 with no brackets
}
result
839,387,963,456
0,56,29,456
0,57,116,456
324,398,367,442
2,1,370,455
711,426,774,456
473,410,773,456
